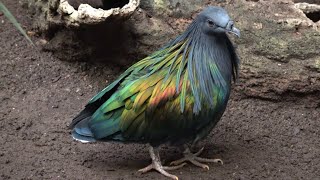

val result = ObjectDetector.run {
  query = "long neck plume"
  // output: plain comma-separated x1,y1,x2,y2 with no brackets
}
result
164,21,237,113
146,20,239,113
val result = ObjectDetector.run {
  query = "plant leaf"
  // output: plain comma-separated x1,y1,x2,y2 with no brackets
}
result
0,1,34,45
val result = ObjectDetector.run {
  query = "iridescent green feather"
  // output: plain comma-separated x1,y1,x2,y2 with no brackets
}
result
86,36,230,143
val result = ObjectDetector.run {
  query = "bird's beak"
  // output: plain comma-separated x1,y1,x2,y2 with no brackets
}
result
229,26,240,38
226,21,240,38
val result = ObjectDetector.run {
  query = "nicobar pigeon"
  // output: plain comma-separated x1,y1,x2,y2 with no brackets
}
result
70,6,240,180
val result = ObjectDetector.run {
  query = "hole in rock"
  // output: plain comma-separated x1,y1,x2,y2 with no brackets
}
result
68,0,103,9
68,0,129,10
102,0,129,9
304,11,320,22
293,1,320,22
293,0,320,4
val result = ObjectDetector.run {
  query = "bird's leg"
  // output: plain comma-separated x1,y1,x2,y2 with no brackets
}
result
170,145,223,170
138,145,187,180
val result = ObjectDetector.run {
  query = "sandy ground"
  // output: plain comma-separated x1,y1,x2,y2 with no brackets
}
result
1,1,319,179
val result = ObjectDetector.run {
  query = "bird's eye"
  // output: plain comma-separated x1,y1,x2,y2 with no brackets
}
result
207,20,215,27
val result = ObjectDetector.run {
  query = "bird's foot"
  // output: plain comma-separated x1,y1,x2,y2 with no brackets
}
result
138,161,186,180
139,145,186,180
170,147,223,170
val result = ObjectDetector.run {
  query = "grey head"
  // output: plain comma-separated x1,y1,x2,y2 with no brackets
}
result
195,6,240,38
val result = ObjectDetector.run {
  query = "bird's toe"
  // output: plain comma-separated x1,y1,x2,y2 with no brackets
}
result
138,162,182,180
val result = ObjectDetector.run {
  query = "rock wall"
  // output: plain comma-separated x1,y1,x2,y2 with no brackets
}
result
139,0,320,102
27,0,139,31
228,0,320,102
28,0,320,102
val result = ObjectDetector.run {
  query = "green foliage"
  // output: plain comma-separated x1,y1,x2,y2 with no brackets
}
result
0,1,33,45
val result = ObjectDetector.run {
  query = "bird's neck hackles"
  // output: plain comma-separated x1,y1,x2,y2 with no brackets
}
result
145,20,235,113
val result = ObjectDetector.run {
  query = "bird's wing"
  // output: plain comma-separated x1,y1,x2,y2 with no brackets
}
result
75,40,225,143
69,47,165,128
88,68,199,143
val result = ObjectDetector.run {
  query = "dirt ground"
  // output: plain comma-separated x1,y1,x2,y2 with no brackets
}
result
1,1,320,180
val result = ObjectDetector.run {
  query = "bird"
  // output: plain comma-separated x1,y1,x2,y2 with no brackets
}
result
70,6,240,180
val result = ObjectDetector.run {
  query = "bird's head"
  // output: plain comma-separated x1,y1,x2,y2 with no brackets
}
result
196,6,240,38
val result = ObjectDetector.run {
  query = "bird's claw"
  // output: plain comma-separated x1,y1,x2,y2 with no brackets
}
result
138,162,186,180
139,146,188,180
170,147,223,169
